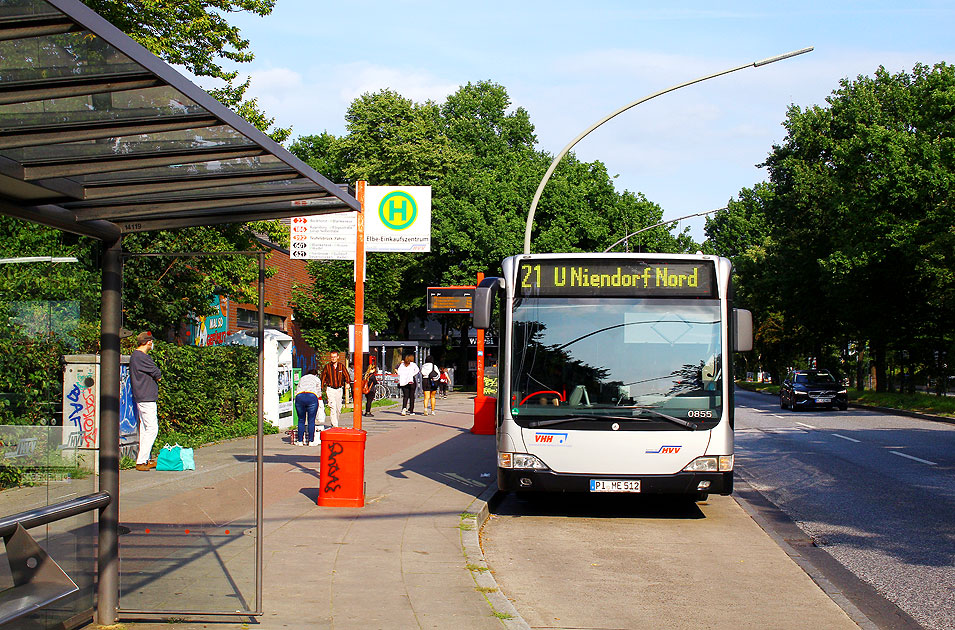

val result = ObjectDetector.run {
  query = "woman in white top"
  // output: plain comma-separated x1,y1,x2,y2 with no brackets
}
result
295,368,325,445
420,355,439,415
396,354,420,416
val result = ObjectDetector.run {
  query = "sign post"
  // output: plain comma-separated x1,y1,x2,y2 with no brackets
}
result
472,272,495,434
318,181,368,508
353,181,366,432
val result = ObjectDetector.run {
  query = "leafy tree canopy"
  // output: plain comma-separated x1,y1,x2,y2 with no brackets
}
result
85,0,290,141
289,81,694,344
705,62,955,389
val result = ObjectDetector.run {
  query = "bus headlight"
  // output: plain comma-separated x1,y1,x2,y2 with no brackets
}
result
683,457,718,472
682,456,734,472
499,453,548,470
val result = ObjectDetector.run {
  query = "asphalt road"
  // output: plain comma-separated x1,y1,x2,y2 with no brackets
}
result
734,388,955,630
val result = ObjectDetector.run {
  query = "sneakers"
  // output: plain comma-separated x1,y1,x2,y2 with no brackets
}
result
294,440,304,446
366,412,374,417
135,463,150,471
401,409,407,416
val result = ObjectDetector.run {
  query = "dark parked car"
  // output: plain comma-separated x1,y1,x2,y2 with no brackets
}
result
780,370,848,411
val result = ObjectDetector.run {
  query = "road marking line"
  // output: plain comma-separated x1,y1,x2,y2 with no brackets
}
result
795,422,816,429
771,414,785,418
753,409,767,413
831,433,860,443
890,451,937,466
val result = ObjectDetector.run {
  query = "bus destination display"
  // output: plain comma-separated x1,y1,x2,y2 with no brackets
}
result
517,259,716,298
427,287,475,313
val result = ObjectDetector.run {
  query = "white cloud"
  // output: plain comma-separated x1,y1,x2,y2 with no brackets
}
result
233,62,462,137
247,67,304,92
334,62,460,104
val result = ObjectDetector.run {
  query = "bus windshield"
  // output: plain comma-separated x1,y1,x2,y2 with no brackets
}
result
510,297,723,428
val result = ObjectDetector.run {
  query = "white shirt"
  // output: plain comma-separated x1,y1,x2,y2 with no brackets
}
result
397,362,420,386
296,374,322,397
421,362,438,380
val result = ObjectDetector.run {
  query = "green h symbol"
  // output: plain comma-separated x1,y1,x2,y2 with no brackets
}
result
378,191,417,230
386,198,410,223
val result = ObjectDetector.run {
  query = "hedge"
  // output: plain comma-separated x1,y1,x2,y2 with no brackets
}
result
149,341,277,450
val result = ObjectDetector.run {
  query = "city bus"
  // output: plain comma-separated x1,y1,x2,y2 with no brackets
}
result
473,253,752,499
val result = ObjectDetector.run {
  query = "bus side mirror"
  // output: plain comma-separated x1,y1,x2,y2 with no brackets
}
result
473,277,504,329
734,309,753,352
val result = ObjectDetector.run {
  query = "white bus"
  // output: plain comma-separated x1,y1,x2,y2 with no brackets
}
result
473,253,752,499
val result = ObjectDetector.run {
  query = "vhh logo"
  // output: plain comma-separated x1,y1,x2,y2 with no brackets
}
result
533,432,568,445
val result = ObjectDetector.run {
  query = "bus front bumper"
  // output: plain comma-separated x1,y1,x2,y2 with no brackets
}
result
498,468,733,495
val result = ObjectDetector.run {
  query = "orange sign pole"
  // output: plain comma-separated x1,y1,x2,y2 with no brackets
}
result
475,271,485,402
471,272,495,434
353,180,366,432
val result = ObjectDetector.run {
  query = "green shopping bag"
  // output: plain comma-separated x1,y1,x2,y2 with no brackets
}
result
156,444,183,471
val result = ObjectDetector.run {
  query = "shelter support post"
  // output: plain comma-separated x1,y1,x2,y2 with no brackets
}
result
256,252,265,614
96,235,122,624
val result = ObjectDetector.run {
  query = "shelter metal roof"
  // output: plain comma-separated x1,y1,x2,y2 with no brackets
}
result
0,0,359,241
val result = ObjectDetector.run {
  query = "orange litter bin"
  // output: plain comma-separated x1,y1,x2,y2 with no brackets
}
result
472,396,496,435
318,427,366,507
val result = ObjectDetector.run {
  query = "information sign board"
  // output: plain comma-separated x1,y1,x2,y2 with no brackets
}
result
364,186,431,252
427,287,475,313
516,259,717,298
289,213,357,260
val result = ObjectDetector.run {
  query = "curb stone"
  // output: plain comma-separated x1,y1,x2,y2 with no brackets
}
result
461,484,531,630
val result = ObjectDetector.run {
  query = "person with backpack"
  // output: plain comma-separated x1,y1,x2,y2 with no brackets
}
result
420,355,439,416
438,367,450,399
362,361,378,417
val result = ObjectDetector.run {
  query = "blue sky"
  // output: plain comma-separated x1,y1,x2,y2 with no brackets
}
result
220,1,955,241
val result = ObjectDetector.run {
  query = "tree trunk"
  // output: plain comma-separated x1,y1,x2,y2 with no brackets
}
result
874,338,887,392
856,345,865,391
459,323,471,389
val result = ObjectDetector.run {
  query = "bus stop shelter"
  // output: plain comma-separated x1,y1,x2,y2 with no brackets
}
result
0,0,359,626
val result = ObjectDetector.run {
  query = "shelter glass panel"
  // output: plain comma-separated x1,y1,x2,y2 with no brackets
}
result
3,125,256,163
0,215,101,628
118,253,259,615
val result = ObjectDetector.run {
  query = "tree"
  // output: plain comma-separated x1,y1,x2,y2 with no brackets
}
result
86,0,290,141
712,62,955,390
289,82,695,360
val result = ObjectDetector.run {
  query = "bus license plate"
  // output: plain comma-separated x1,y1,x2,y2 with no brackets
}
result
590,479,640,493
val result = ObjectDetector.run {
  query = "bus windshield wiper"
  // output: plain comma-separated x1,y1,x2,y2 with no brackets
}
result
527,415,628,428
527,414,650,428
635,408,699,431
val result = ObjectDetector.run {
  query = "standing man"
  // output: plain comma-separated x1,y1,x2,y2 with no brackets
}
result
130,331,161,471
397,353,420,416
320,350,351,427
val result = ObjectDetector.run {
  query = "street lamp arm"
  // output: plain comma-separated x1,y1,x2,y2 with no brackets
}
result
602,207,725,253
523,46,813,255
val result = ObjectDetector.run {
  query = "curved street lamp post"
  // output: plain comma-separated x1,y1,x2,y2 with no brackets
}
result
523,47,813,254
602,207,725,253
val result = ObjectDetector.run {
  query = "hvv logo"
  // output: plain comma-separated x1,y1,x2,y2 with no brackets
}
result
534,432,569,445
646,445,682,454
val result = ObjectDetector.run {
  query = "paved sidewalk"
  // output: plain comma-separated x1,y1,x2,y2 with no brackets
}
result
104,392,502,629
88,390,878,630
